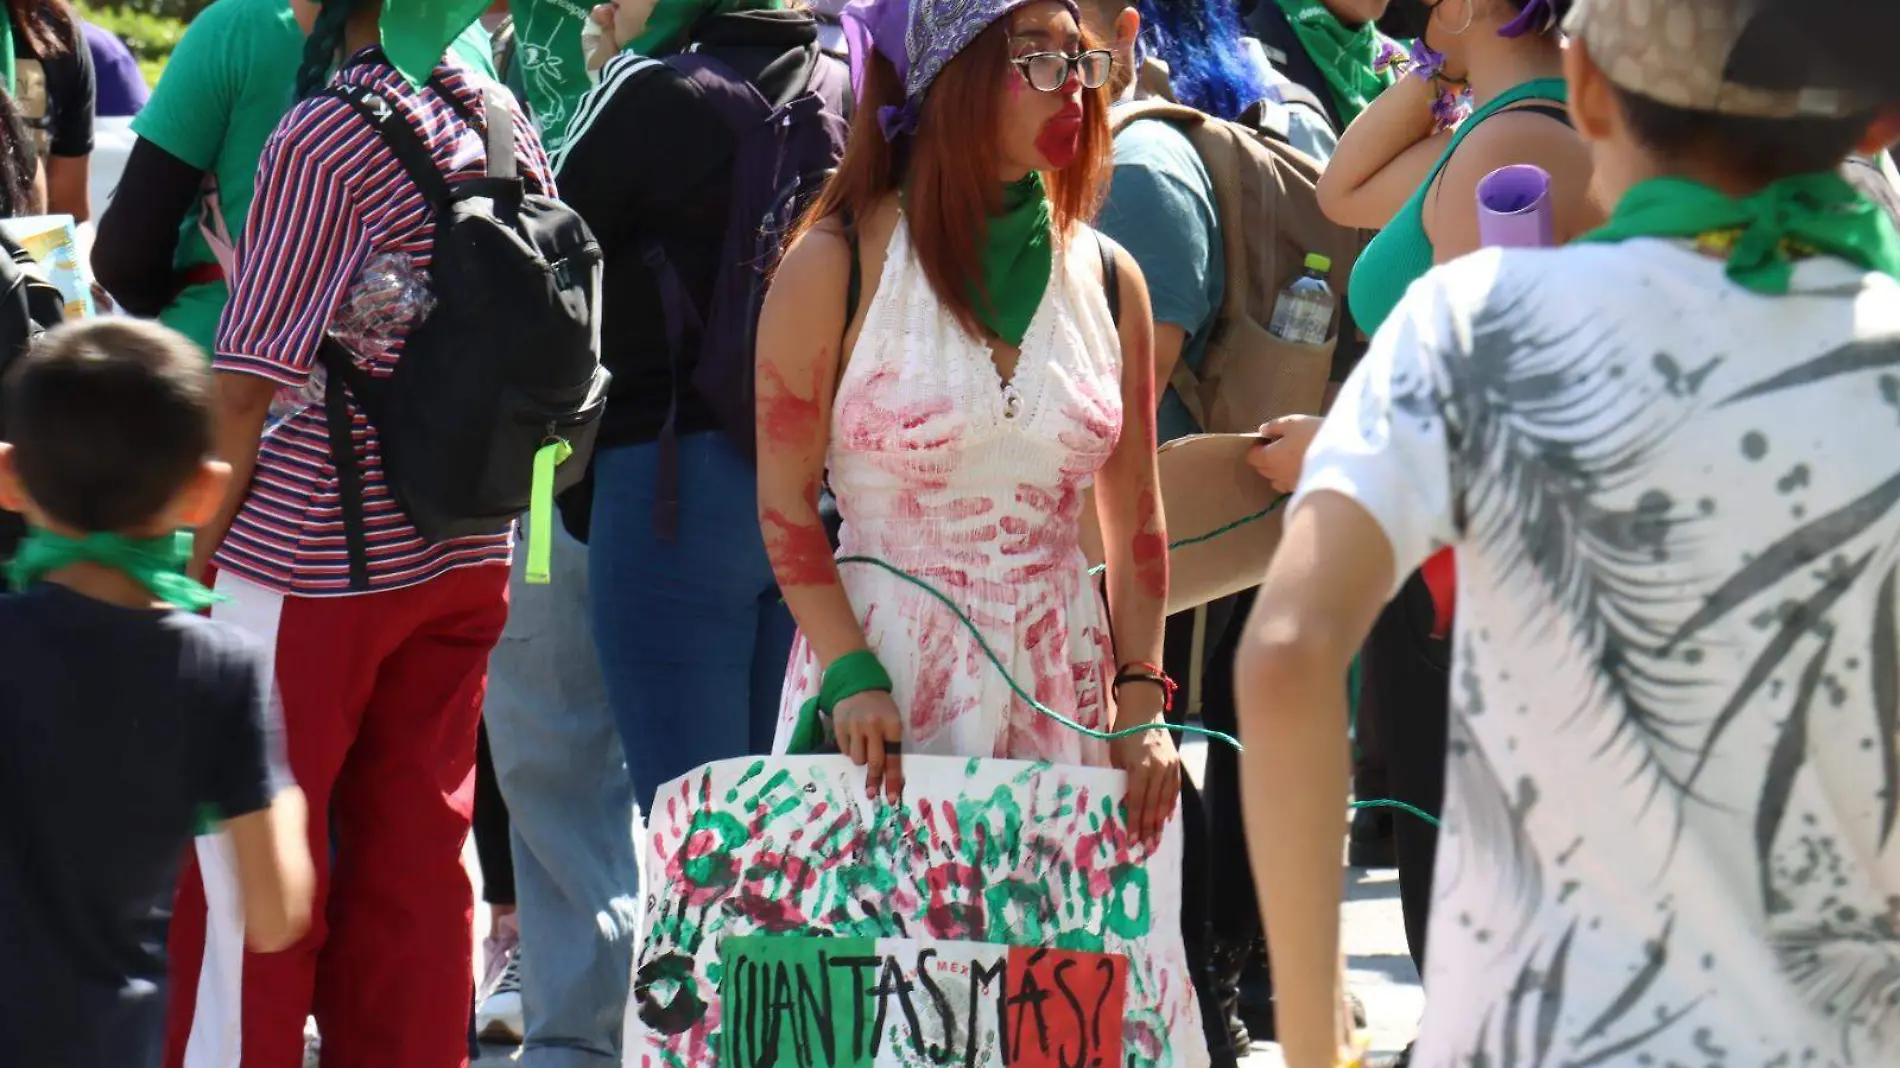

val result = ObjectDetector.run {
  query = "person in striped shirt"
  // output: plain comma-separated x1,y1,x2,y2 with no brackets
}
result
162,0,554,1062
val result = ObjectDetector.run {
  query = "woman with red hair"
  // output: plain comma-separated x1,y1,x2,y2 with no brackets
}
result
756,0,1182,839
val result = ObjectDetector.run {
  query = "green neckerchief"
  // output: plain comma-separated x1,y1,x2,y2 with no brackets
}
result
1577,172,1900,295
0,14,14,99
975,173,1054,348
1275,0,1399,127
8,529,224,611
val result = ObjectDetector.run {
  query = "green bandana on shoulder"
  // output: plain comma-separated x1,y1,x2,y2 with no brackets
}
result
1577,172,1900,294
1274,0,1399,127
8,528,224,611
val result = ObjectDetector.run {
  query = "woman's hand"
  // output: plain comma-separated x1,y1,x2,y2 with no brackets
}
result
584,3,621,70
833,689,904,803
1110,682,1180,844
1249,415,1322,494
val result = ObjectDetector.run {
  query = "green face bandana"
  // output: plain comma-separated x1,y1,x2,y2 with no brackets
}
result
1577,173,1900,295
9,529,224,611
1275,0,1399,127
973,173,1054,349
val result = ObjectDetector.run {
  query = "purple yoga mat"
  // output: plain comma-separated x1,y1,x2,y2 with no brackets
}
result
1476,164,1555,249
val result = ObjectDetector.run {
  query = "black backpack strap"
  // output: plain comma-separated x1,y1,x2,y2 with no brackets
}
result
1098,232,1121,328
318,338,374,591
842,211,861,328
324,83,456,212
1245,0,1345,132
1505,102,1574,127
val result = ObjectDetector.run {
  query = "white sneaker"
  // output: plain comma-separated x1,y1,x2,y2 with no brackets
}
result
475,950,524,1044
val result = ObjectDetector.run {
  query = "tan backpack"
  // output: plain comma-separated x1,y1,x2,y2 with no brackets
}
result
1108,99,1363,433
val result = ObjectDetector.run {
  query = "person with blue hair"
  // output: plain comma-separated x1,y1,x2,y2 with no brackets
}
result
1135,0,1264,121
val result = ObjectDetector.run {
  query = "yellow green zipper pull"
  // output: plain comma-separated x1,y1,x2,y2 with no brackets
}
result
526,438,575,585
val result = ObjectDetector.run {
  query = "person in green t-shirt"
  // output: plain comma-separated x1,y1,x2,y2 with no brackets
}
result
91,0,494,360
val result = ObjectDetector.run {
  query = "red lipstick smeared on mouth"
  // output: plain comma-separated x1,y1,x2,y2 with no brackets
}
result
1036,105,1083,169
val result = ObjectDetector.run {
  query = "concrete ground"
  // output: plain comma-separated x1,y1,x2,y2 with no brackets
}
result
467,736,1423,1066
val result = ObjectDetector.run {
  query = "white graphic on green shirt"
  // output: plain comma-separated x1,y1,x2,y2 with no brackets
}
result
511,0,591,155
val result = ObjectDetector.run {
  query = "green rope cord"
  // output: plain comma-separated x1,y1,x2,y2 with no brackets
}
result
832,491,1445,829
1348,798,1442,828
835,495,1291,752
836,554,1245,749
1084,495,1291,577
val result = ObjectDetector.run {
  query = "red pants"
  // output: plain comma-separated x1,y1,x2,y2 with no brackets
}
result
164,564,510,1068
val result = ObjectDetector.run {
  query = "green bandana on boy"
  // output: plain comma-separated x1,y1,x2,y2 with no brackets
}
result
1578,173,1900,295
975,173,1055,348
1275,0,1399,127
8,529,224,610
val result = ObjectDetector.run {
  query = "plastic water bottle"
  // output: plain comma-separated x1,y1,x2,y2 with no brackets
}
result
1268,253,1335,345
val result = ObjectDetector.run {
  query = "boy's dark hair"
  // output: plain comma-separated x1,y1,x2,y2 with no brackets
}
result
1613,86,1876,185
4,320,215,533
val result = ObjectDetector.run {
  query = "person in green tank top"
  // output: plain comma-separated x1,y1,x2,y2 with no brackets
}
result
1256,0,1599,501
1321,0,1596,330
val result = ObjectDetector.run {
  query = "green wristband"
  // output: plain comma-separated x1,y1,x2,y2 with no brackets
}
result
787,649,895,754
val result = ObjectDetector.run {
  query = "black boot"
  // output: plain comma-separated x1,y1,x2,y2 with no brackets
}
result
1348,805,1397,868
1208,941,1254,1056
1368,1042,1415,1068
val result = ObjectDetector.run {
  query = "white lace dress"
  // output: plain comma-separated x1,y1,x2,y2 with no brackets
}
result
772,215,1124,764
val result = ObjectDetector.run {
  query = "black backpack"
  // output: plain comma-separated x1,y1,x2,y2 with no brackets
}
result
321,76,609,589
0,233,65,582
639,48,850,537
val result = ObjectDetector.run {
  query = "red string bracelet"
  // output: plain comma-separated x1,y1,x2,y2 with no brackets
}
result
1112,661,1177,714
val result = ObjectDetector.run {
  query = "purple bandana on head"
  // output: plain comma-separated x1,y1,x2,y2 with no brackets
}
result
842,0,1078,140
1498,0,1555,38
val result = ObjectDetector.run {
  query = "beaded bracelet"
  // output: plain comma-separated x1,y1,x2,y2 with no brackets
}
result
1374,37,1472,133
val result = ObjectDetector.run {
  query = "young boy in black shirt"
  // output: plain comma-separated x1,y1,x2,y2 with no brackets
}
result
0,319,312,1067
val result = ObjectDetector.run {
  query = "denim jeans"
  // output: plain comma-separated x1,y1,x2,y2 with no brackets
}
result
588,432,795,807
483,519,642,1068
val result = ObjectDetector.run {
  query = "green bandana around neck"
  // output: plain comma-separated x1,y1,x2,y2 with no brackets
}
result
973,173,1054,348
1275,0,1399,127
1577,172,1900,295
8,528,224,611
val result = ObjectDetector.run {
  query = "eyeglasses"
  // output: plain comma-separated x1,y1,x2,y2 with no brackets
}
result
1008,47,1113,92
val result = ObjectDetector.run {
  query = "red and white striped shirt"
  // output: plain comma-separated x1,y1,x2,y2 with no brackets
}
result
214,53,555,596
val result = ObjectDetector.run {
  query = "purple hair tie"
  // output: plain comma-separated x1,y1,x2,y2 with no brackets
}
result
1497,0,1555,38
877,99,922,140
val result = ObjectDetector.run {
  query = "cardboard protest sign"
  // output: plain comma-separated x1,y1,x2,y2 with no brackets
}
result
627,755,1207,1068
1081,433,1284,615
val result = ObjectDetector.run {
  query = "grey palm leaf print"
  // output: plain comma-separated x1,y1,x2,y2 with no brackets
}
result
1649,336,1900,1060
1438,707,1546,958
1395,281,1703,814
1664,337,1900,868
1451,916,1696,1068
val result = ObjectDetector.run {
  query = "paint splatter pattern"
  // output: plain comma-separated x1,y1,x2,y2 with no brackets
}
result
627,755,1208,1068
771,217,1125,764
